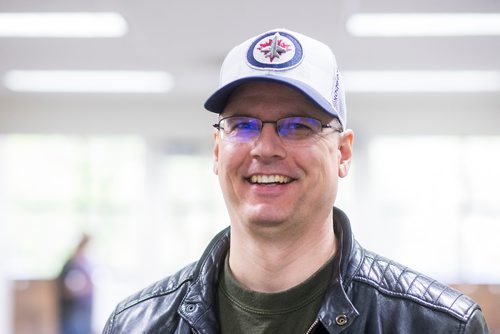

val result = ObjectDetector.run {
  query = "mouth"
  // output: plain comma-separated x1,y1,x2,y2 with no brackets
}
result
247,174,294,185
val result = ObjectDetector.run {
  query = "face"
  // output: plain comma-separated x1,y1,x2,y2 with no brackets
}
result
213,81,353,234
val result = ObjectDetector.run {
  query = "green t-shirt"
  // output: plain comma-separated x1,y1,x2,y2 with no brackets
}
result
217,253,334,334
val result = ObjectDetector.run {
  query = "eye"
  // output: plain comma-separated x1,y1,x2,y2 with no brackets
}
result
234,120,258,130
286,121,313,130
278,117,321,139
223,117,260,134
282,117,318,130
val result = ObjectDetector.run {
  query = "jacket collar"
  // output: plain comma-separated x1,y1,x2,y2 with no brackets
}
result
179,207,360,333
178,228,229,333
316,207,360,333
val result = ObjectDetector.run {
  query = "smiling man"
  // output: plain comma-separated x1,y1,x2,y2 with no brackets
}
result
103,29,488,333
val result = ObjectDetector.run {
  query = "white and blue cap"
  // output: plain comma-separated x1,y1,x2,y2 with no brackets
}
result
204,28,347,129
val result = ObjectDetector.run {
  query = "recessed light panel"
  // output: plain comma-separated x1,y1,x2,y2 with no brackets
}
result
0,12,128,37
3,70,174,93
347,13,500,37
342,71,500,92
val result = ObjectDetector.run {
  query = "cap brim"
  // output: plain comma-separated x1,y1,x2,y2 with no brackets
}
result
204,76,338,120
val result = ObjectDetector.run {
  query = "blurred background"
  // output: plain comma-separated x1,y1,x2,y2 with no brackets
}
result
1,0,499,333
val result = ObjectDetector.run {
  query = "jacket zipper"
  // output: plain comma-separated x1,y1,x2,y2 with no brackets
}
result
305,319,319,334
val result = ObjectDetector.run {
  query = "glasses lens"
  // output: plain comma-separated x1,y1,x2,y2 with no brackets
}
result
277,117,322,140
220,117,261,142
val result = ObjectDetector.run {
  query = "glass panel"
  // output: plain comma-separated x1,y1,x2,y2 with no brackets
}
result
349,136,500,283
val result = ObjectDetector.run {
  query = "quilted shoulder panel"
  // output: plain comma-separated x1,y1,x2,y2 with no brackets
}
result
352,250,479,322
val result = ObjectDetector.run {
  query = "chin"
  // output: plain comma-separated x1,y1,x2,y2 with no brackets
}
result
242,204,291,228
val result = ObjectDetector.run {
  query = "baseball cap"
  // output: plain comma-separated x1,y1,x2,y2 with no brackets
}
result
204,28,347,129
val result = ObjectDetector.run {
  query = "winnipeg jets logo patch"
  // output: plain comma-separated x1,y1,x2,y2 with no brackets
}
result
258,33,291,62
247,31,303,70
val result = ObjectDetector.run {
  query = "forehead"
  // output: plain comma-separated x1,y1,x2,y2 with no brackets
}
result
222,81,332,121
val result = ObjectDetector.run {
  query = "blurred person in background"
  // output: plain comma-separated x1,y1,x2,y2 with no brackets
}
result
103,28,488,333
57,234,93,334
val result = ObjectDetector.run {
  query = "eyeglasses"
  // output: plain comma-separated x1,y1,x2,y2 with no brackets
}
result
213,116,342,144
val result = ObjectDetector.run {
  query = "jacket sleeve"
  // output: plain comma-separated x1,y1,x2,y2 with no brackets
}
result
463,309,489,334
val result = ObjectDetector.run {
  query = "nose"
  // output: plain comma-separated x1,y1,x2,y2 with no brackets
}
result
250,123,287,160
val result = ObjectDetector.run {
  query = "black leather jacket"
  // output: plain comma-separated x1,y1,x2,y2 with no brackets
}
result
103,208,489,333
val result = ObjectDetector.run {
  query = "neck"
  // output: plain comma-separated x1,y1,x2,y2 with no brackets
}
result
228,213,336,293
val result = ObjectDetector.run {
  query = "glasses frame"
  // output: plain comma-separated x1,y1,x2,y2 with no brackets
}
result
213,116,343,144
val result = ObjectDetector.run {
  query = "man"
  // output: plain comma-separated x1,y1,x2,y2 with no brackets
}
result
58,234,94,334
103,29,488,333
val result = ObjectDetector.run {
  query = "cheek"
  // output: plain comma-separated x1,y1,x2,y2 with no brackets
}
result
314,141,339,176
296,150,336,190
320,160,338,188
217,143,248,176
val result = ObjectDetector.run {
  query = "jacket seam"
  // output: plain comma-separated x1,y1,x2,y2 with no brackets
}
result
394,266,408,291
366,253,378,279
421,279,437,300
434,285,448,305
352,276,477,322
405,272,421,294
378,258,393,286
115,276,194,315
191,227,230,279
183,232,227,297
448,290,465,310
191,232,227,286
455,296,478,324
342,243,365,287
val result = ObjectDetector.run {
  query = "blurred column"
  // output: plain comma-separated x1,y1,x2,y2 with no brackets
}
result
0,137,11,334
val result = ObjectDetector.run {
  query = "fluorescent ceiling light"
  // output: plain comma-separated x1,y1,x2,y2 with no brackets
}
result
346,13,500,36
0,12,127,37
342,71,500,92
3,70,174,93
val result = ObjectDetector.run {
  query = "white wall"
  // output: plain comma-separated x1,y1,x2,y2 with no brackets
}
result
0,139,11,334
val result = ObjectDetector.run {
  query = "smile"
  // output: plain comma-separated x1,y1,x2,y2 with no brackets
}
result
249,174,293,184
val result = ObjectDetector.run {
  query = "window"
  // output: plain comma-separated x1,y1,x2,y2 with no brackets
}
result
342,136,500,283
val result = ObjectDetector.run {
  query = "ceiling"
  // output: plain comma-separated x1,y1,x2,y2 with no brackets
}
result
0,0,499,140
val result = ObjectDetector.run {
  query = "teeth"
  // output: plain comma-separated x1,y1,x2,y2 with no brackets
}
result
250,175,291,184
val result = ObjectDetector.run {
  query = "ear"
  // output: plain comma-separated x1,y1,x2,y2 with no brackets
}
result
337,129,353,178
213,131,220,175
